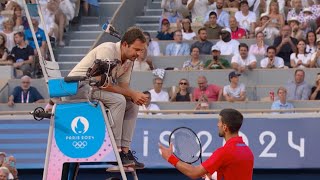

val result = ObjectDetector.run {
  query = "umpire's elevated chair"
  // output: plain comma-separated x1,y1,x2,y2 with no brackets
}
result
40,59,138,180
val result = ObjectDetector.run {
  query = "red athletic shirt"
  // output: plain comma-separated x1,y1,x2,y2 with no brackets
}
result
201,136,254,180
231,28,247,39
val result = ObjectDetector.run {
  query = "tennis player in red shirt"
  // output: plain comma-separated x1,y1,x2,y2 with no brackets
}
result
159,108,254,180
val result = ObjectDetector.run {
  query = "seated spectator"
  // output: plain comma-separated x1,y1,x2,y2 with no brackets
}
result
229,16,246,40
205,45,230,69
234,0,256,38
231,43,257,73
190,28,213,54
273,25,298,67
170,78,192,102
224,0,240,8
287,0,304,23
1,18,16,52
223,71,246,102
182,46,204,70
1,155,18,180
267,0,285,29
0,33,9,65
310,73,320,100
215,28,240,55
286,69,311,100
10,32,35,77
143,32,161,56
0,167,9,180
249,31,268,56
149,77,169,102
204,11,223,39
260,46,285,68
290,39,311,68
177,18,196,40
203,0,230,28
310,38,320,67
301,7,317,34
0,152,6,166
25,17,47,57
139,91,161,115
288,17,304,40
133,49,153,71
255,13,279,40
156,18,174,40
7,75,44,106
161,0,182,23
39,1,59,45
271,87,294,114
265,0,285,16
187,0,214,23
193,75,222,102
305,31,317,54
165,30,190,56
12,3,24,32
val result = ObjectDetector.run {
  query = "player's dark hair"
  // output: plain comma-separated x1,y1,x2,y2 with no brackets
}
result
219,109,243,133
121,27,146,45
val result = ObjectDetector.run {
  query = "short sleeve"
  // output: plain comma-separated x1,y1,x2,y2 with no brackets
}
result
223,85,228,95
240,83,246,92
260,58,267,68
201,147,225,175
31,87,44,101
11,86,20,97
277,57,284,68
290,53,295,60
249,54,257,63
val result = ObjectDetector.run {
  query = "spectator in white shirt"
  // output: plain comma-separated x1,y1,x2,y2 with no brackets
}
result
177,18,197,40
149,77,170,102
203,0,230,28
290,39,312,68
234,0,257,38
214,28,240,55
223,71,246,102
310,38,320,68
260,46,285,69
255,13,279,40
143,32,161,56
231,43,257,73
139,91,161,115
187,0,215,23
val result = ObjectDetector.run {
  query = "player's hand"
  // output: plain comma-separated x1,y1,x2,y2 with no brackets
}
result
131,92,148,106
158,143,173,161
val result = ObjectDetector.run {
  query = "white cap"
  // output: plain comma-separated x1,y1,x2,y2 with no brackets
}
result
303,7,312,13
0,152,6,156
221,27,231,34
288,17,300,24
211,45,220,52
260,12,269,19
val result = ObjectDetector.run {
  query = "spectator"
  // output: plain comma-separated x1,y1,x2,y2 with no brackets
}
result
194,94,210,111
229,16,246,40
204,11,223,39
40,0,59,46
133,48,153,71
310,38,320,67
1,18,16,52
156,18,174,40
8,75,44,106
0,152,5,167
286,69,311,100
267,0,285,29
0,33,9,65
138,91,161,115
165,30,190,56
310,73,320,100
193,75,222,102
231,43,257,73
149,77,169,102
288,17,304,40
1,155,18,180
177,18,196,40
161,0,182,23
12,3,23,32
0,167,9,180
224,0,240,8
190,28,213,54
223,71,246,102
287,0,304,23
265,0,285,16
255,13,279,40
170,78,192,101
25,17,47,57
260,46,285,69
271,87,295,114
143,32,161,56
205,45,230,69
234,0,256,38
306,31,317,54
187,0,214,23
273,25,298,67
249,31,268,56
290,39,311,68
302,8,317,34
204,0,230,28
215,27,240,55
182,46,204,70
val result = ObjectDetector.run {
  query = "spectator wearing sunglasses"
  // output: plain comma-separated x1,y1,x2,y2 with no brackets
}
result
7,75,44,106
170,79,192,102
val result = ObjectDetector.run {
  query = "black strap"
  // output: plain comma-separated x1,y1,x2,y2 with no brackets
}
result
249,0,257,11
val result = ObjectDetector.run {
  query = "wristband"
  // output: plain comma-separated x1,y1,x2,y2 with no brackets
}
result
168,154,179,167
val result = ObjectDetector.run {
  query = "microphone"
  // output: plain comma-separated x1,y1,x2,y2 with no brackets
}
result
102,20,121,39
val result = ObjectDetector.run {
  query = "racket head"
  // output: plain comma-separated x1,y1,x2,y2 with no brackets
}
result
169,127,202,164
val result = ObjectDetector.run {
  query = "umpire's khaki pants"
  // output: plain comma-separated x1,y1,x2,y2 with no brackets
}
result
66,85,138,148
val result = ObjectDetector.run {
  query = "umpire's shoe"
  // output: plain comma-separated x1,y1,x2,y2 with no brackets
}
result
127,150,145,169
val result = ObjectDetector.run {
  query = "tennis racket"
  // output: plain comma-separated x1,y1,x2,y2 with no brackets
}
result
169,127,211,180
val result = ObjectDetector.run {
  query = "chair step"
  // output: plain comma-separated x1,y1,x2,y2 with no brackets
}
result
106,166,135,173
57,54,86,62
145,9,162,16
69,39,96,46
57,46,91,54
79,24,101,31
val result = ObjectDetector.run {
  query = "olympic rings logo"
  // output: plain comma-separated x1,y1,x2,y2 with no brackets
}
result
72,141,88,149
